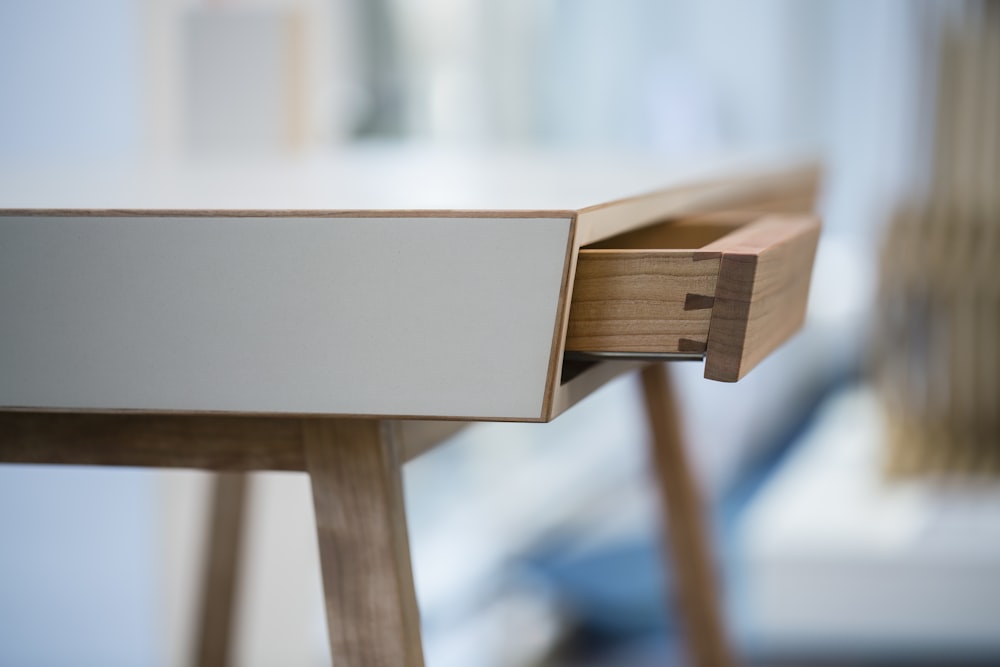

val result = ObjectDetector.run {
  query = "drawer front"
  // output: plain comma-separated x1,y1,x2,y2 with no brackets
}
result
565,214,820,381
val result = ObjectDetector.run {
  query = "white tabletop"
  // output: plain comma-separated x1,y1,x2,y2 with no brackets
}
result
0,146,780,212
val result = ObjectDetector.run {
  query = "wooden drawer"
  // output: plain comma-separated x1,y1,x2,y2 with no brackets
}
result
565,213,821,382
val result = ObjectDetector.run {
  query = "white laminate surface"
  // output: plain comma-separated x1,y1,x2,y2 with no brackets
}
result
0,214,570,418
0,148,774,212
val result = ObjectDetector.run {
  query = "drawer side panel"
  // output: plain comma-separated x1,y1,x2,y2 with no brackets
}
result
565,251,721,354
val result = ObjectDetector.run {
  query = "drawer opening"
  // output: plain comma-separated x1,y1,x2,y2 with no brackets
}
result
583,214,755,251
559,353,701,385
559,359,598,385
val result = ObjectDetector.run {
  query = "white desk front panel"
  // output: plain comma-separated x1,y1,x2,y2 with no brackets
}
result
0,215,571,419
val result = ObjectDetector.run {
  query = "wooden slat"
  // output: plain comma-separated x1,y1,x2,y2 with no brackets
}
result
703,215,821,382
0,413,305,470
303,419,424,667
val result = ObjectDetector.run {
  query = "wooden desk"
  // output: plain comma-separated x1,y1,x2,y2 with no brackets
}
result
0,152,819,666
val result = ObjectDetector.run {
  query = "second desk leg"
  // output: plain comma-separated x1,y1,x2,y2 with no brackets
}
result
303,419,424,667
194,471,249,667
641,363,735,667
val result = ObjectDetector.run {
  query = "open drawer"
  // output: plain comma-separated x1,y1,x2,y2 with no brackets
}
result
565,213,821,382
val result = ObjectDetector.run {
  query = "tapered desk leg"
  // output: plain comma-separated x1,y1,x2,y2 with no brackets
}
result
641,364,735,667
194,472,250,667
303,419,424,667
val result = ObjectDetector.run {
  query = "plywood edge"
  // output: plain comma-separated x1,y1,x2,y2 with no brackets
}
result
539,214,580,420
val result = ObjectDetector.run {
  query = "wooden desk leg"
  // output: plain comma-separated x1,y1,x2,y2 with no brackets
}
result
303,419,424,667
641,364,735,667
194,471,250,667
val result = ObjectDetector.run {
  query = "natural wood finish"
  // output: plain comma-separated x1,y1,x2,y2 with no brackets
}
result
566,215,738,356
0,412,305,470
703,215,821,382
583,216,748,251
0,413,470,470
564,212,820,365
303,419,424,667
550,161,818,415
572,162,820,246
566,250,721,354
541,215,581,420
641,363,733,667
194,472,250,667
545,160,818,415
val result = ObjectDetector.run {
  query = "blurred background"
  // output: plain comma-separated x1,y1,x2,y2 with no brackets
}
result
1,0,998,665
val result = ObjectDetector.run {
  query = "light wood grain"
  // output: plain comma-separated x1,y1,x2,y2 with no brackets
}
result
303,419,424,667
573,161,819,246
565,251,720,354
550,164,820,408
564,216,742,357
563,212,820,366
703,215,821,382
641,363,733,667
582,215,748,250
194,472,249,667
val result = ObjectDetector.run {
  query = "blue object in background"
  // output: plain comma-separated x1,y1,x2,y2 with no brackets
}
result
521,532,675,641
